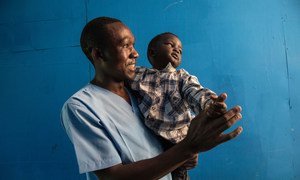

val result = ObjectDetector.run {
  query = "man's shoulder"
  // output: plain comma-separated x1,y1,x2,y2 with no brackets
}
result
62,84,98,108
61,84,107,123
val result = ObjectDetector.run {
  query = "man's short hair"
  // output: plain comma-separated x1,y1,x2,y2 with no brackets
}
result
147,32,178,61
80,17,121,64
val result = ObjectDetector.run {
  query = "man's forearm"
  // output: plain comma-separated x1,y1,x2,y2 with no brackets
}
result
95,106,243,179
94,141,195,180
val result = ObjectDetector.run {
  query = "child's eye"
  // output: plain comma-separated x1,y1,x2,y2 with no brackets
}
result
165,43,173,47
123,44,129,48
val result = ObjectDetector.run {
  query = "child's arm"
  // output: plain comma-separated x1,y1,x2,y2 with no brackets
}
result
180,71,216,114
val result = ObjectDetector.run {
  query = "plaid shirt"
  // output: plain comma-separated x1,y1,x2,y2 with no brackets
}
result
128,66,215,144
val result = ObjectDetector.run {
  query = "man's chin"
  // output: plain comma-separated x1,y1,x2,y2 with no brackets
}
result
126,72,136,80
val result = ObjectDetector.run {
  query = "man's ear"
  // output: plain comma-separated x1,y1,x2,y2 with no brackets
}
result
91,48,104,61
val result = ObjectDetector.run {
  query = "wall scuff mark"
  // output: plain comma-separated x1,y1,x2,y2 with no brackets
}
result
282,14,292,110
163,0,183,11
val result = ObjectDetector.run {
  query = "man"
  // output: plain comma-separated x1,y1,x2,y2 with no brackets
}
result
61,17,243,179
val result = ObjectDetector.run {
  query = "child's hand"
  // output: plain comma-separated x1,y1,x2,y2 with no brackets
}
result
182,154,198,170
206,93,227,118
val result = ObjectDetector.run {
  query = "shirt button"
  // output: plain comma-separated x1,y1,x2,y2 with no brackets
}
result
151,106,156,111
155,97,160,103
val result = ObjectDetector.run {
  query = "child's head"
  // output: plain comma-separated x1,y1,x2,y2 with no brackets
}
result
147,32,182,70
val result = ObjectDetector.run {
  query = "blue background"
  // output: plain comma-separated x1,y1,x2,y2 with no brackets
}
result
0,0,299,179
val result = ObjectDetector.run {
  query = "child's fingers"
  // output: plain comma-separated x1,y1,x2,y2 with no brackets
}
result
212,102,227,110
210,93,227,102
217,93,227,102
207,102,228,118
210,94,218,100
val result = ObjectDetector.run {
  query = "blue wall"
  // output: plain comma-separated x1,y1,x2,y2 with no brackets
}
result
0,0,299,179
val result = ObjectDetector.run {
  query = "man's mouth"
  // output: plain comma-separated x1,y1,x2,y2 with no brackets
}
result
128,63,136,71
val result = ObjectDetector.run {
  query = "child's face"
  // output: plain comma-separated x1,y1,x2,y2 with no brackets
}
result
151,34,182,69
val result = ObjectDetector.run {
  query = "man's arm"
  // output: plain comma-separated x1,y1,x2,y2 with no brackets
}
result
94,143,192,180
94,106,243,179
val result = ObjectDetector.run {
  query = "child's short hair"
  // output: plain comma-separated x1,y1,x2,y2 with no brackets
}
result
80,17,121,64
147,32,179,61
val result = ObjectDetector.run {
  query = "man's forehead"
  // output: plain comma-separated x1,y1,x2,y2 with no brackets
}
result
106,21,125,30
105,22,134,41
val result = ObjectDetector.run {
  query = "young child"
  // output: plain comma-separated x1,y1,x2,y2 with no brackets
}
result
128,32,227,179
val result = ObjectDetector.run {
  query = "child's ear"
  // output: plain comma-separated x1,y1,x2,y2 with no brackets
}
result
91,48,104,61
149,48,156,58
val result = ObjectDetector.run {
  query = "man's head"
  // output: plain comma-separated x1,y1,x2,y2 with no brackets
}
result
80,17,121,63
80,17,139,81
147,32,182,70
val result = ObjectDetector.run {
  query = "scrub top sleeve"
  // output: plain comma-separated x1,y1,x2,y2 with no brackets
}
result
61,102,122,174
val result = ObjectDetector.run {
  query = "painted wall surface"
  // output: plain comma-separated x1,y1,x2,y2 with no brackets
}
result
0,0,299,179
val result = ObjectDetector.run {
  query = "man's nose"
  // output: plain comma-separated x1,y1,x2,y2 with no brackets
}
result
130,48,139,59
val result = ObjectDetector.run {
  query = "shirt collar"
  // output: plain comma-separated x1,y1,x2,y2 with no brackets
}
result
161,63,176,72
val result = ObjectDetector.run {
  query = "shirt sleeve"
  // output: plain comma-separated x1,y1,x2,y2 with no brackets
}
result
179,69,216,114
61,102,122,174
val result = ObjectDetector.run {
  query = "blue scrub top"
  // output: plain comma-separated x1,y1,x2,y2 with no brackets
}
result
61,84,172,180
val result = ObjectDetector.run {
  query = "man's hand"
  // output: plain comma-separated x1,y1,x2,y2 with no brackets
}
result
182,105,243,154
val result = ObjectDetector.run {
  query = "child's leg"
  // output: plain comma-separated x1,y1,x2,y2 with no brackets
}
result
158,137,190,180
172,167,188,180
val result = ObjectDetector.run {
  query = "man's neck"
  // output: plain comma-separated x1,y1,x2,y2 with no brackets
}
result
91,77,131,104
